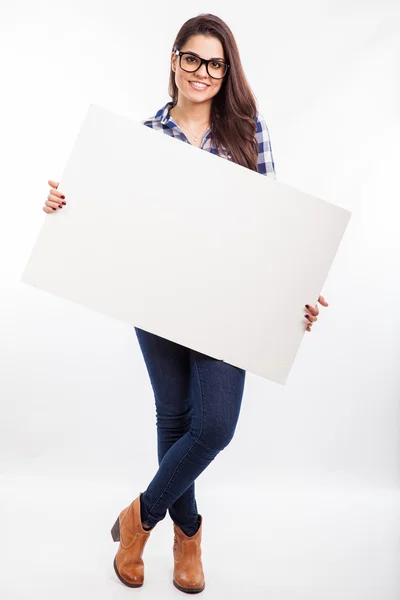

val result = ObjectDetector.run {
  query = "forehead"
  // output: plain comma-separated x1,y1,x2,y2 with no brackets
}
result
181,34,224,60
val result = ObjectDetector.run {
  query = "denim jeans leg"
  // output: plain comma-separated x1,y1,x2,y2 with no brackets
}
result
134,327,199,533
135,327,246,534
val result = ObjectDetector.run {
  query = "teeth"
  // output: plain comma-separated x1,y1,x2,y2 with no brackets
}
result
191,82,207,89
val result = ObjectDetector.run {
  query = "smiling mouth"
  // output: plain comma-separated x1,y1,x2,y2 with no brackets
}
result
189,81,210,88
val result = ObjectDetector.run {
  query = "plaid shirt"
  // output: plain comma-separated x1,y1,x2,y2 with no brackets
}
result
141,102,276,179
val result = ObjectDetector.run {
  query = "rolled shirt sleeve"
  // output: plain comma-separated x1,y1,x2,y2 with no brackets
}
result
255,112,276,179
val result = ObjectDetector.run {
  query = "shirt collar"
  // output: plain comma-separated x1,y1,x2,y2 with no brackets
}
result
149,101,212,144
149,102,176,127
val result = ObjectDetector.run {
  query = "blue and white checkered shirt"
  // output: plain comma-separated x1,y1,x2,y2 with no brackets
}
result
142,102,276,179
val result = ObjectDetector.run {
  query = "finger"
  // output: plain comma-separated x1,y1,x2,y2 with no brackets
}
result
49,187,65,200
305,314,317,323
318,295,329,306
305,307,318,320
48,180,59,189
47,193,65,205
45,199,63,210
43,206,55,213
305,304,319,316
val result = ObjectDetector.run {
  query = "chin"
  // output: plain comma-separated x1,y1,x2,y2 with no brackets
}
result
181,91,210,103
187,86,219,102
189,94,211,103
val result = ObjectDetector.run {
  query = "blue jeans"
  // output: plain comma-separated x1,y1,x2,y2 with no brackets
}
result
134,327,246,536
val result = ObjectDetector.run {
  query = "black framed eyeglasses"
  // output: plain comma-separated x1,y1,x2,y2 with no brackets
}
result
174,50,230,80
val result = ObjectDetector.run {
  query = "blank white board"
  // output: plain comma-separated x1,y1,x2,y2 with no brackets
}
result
21,104,351,384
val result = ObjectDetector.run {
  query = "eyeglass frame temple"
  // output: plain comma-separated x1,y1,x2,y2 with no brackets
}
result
174,50,230,78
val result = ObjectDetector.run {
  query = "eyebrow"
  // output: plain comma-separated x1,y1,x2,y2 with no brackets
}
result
183,50,225,62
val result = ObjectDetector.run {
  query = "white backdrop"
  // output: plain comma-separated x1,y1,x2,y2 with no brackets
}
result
1,2,399,599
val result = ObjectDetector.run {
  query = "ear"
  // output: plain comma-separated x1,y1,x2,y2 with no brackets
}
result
171,52,177,73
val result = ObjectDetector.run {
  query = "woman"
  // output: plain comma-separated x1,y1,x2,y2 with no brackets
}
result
43,13,328,594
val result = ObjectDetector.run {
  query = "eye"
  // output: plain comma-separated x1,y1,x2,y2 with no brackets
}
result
184,56,196,63
211,61,222,69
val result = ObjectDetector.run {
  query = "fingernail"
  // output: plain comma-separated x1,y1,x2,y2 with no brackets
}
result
52,207,56,211
61,195,65,199
305,305,309,309
58,205,63,209
62,201,66,205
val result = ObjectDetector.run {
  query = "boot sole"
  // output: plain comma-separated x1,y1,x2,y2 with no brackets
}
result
173,579,205,594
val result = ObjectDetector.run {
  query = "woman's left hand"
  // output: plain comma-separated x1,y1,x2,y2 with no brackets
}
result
304,295,329,332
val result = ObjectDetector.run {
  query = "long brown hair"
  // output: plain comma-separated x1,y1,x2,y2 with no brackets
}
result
168,14,259,172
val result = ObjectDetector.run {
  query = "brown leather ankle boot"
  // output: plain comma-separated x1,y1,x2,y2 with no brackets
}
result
110,493,155,587
173,514,205,593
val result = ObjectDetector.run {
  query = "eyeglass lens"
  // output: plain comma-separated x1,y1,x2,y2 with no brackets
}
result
180,53,227,78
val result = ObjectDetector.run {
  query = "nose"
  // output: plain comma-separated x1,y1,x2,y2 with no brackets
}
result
196,62,209,78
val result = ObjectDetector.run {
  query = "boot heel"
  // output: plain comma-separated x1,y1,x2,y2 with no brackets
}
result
111,516,120,542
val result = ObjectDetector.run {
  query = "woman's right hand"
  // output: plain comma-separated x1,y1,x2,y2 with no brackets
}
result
43,180,66,214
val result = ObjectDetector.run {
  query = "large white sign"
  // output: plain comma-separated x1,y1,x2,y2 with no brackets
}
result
21,104,351,384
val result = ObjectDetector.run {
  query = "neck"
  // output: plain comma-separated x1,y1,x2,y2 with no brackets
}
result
170,95,211,126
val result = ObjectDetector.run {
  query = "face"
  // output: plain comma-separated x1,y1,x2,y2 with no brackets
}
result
171,34,226,104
